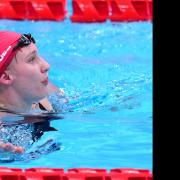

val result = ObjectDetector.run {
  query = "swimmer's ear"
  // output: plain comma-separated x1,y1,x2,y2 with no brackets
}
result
0,71,14,85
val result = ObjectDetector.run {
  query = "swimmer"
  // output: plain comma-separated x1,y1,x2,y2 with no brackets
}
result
0,31,63,156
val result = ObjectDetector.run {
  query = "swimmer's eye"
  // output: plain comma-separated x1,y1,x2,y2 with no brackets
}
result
28,56,36,63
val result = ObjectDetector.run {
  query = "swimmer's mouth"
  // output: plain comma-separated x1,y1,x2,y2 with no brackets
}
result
42,77,48,85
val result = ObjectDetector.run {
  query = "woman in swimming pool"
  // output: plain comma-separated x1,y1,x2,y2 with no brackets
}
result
0,31,63,155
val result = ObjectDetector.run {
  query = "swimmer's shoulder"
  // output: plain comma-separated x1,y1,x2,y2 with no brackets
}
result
32,98,53,112
32,88,64,112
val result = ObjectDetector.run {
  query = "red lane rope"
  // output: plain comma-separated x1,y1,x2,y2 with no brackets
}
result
0,0,152,22
0,167,152,180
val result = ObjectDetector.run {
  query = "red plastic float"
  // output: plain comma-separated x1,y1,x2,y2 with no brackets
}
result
24,168,65,180
68,168,107,173
70,0,109,22
109,0,152,21
0,167,152,180
0,0,66,21
109,168,152,180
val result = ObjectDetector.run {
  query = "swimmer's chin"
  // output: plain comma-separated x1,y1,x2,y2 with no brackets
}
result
47,82,64,95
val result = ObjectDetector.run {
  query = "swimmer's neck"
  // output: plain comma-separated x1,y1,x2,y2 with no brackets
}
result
0,102,31,113
0,93,36,113
0,102,32,113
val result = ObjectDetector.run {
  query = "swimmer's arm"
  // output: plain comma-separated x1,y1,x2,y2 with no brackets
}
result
0,123,23,154
0,140,24,154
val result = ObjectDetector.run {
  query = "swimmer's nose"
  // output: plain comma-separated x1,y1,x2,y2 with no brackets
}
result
39,56,50,73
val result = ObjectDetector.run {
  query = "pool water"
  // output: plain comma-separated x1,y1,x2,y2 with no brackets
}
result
0,19,152,171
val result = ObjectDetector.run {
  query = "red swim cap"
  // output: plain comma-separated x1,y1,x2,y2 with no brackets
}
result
0,31,21,75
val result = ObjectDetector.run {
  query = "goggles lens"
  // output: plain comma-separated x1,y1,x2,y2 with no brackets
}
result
13,34,35,51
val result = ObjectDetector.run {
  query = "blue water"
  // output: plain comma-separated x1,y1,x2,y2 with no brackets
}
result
0,19,152,171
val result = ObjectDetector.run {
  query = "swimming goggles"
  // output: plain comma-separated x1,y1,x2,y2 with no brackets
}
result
13,33,36,52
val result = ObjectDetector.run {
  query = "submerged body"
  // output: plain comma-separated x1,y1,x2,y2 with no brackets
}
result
0,104,62,162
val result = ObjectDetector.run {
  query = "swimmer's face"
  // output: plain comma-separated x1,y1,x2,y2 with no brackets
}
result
8,43,50,103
